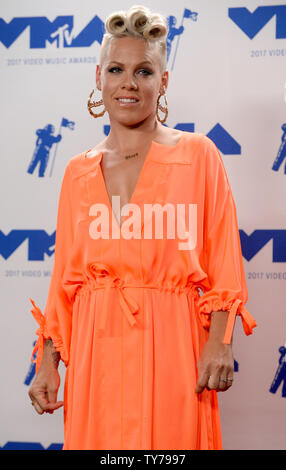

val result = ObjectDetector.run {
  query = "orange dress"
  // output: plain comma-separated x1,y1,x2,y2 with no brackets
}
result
30,132,256,450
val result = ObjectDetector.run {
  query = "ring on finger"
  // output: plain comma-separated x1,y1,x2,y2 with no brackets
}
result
219,377,233,383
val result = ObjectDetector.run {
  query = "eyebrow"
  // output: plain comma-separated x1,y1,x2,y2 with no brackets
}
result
107,60,154,67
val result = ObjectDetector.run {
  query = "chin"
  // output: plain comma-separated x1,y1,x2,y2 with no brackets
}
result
107,105,151,126
120,119,145,127
115,112,152,127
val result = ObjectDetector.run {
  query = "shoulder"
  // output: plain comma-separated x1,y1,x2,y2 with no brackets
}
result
177,132,220,165
62,148,98,177
182,131,217,152
184,132,224,166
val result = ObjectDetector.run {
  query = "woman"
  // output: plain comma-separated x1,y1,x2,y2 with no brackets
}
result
28,5,256,450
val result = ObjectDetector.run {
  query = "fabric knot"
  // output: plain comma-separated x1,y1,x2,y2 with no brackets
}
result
113,277,124,288
88,262,115,283
29,298,47,371
186,284,200,299
86,262,139,331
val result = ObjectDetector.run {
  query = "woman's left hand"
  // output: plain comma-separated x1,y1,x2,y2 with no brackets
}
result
195,338,234,393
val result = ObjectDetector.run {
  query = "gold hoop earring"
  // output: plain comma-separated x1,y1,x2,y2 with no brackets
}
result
87,89,106,118
156,93,168,124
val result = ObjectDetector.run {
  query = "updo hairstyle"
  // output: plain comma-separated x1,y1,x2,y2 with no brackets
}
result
99,5,168,72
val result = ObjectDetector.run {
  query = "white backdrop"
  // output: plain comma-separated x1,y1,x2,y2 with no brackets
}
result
1,0,286,450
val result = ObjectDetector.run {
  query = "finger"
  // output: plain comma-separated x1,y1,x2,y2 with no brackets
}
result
46,403,62,414
33,397,64,413
218,363,234,391
46,386,64,411
41,399,64,412
207,374,220,390
32,401,44,415
195,369,210,394
34,393,51,411
50,400,64,410
224,375,234,389
218,376,234,392
218,377,228,391
47,388,60,407
34,392,63,412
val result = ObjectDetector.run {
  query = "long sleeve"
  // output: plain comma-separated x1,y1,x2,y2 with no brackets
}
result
196,136,257,344
29,162,74,373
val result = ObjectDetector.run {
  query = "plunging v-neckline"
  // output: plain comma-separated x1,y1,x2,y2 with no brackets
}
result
98,141,154,231
90,133,185,232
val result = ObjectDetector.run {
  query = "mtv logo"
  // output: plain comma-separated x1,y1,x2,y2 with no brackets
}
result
229,5,286,39
0,15,105,48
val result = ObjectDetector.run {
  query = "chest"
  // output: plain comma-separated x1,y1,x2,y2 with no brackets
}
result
100,156,146,228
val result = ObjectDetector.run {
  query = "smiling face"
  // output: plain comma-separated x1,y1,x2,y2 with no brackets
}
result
96,36,168,127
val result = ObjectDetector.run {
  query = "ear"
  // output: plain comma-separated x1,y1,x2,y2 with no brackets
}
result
96,64,102,91
160,70,169,95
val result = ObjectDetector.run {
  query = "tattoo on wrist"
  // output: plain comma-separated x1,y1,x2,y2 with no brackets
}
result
51,351,60,368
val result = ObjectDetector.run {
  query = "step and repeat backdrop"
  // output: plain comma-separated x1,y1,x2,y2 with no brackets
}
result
1,0,285,450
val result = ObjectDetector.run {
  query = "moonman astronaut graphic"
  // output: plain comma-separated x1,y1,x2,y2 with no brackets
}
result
27,124,62,177
269,345,286,397
167,9,198,70
166,16,184,62
272,124,286,174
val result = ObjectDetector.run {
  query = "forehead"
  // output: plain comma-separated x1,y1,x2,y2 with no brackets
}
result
105,36,161,66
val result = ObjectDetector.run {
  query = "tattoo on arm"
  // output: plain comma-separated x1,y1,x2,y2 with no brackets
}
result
45,339,61,368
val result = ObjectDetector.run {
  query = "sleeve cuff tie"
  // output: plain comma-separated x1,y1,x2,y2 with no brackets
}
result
222,299,257,344
29,298,49,371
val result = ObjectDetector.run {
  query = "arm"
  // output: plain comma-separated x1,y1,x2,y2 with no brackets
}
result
195,136,256,394
28,162,75,413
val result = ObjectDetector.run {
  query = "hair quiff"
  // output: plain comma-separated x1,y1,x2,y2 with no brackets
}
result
99,5,168,71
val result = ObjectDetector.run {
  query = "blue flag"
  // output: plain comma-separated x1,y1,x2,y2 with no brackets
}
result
61,118,75,130
183,8,193,18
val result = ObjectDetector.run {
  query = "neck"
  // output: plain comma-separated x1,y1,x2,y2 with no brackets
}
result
104,116,161,155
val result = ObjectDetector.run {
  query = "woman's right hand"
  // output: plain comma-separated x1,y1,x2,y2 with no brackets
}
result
29,368,64,415
28,339,64,415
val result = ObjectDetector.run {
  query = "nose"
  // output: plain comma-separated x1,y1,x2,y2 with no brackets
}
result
121,71,138,90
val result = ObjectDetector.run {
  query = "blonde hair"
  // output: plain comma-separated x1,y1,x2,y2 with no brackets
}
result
99,5,168,72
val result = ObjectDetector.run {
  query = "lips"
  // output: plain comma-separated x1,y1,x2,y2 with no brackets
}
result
115,96,139,103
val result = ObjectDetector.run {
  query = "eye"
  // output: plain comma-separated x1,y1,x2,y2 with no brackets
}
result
137,68,153,76
108,66,122,73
